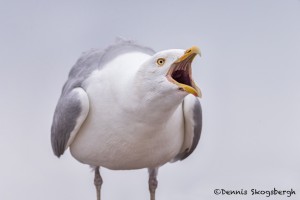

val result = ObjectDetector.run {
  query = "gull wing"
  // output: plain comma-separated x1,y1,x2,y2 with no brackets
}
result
51,88,89,157
173,95,202,161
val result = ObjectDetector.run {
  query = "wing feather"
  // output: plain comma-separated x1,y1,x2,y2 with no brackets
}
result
51,88,89,157
173,95,202,161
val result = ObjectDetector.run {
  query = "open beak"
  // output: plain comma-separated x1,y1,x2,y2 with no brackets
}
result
166,46,202,97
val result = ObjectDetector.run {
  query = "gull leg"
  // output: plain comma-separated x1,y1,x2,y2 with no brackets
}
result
94,166,103,200
148,168,159,200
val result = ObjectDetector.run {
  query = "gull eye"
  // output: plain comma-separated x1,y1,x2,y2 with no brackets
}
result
156,58,165,66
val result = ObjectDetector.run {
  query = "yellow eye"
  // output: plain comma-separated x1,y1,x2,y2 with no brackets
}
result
156,58,165,66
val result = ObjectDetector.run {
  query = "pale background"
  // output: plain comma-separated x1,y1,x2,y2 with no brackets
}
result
0,0,299,200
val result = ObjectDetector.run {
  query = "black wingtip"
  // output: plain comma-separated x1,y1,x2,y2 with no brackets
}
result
54,152,62,158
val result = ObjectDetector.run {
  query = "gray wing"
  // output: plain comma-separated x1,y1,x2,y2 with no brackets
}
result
51,88,89,157
50,48,103,157
173,95,202,161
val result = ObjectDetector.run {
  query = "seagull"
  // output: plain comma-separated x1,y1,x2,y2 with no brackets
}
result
51,40,203,200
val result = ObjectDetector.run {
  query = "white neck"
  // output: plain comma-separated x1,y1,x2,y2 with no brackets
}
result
122,76,186,125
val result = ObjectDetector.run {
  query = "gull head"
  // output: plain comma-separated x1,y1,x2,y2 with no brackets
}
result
138,46,202,98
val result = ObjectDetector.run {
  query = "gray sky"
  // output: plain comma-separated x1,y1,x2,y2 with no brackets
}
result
0,0,299,200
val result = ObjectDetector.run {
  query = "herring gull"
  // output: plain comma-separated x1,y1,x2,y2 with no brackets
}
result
51,40,203,200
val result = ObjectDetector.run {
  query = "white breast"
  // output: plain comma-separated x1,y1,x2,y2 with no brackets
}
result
69,52,185,170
